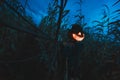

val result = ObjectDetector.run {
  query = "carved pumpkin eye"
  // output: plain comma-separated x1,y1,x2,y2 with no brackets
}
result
72,32,85,42
78,32,81,35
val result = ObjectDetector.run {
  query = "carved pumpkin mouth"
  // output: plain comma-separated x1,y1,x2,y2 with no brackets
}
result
72,32,85,41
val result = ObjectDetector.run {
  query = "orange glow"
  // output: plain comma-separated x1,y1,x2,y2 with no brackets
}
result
78,32,81,35
72,32,85,41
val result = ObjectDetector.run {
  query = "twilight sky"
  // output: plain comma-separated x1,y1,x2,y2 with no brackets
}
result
20,0,120,26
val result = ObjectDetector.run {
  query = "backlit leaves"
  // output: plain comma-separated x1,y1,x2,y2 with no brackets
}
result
112,0,120,6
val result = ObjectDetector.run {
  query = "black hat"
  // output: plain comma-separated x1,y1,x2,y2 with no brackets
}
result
71,24,83,34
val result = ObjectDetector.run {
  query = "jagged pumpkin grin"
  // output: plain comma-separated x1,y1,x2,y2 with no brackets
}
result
72,32,85,41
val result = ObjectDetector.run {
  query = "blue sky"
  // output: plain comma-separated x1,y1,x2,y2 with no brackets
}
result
20,0,120,26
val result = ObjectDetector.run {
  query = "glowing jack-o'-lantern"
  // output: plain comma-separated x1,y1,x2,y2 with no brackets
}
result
68,24,85,42
72,32,85,42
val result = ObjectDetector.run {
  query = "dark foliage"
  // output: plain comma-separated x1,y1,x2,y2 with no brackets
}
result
0,0,120,80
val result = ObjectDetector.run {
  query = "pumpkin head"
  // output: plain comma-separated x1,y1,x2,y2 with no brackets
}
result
68,24,85,42
72,32,85,41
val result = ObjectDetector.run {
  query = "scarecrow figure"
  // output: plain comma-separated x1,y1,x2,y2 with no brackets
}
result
58,24,85,80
